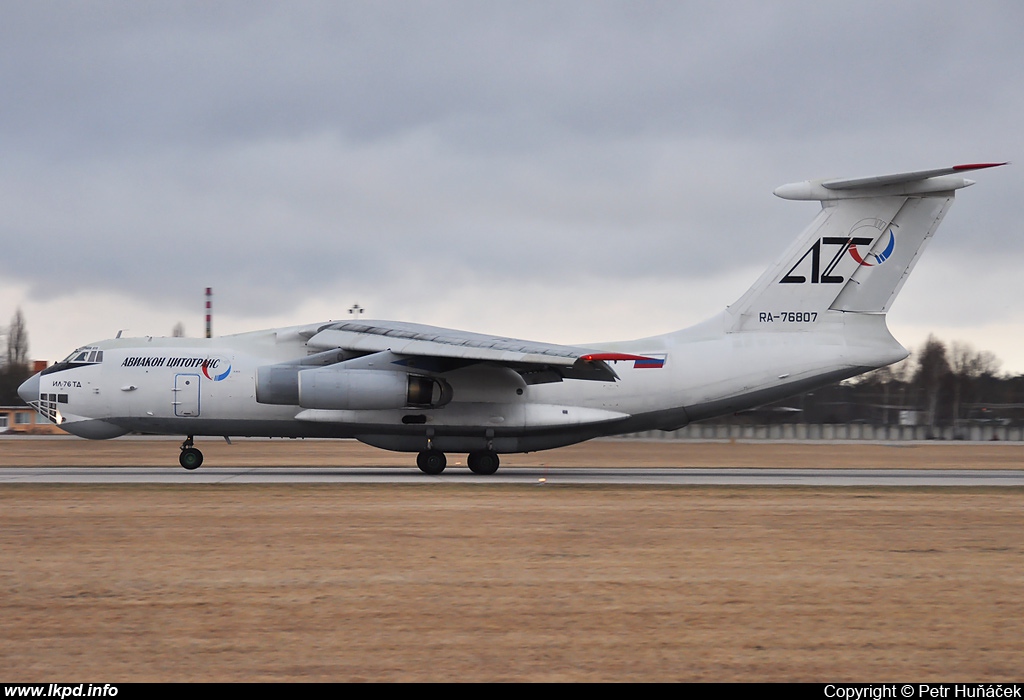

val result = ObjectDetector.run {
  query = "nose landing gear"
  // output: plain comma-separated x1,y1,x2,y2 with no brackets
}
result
179,435,203,470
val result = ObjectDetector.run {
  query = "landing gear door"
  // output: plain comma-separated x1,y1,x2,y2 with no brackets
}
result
173,374,201,417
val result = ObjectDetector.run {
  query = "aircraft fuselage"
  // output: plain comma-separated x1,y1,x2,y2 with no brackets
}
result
29,310,902,454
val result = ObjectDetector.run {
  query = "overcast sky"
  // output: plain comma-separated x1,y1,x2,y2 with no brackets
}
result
2,1,1021,371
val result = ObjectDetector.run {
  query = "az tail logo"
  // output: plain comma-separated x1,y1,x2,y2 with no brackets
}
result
781,222,895,284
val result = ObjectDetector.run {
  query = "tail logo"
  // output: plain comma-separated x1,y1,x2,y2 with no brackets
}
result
780,225,895,284
848,229,896,267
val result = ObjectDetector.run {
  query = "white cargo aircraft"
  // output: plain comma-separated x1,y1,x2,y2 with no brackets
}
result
19,163,1004,473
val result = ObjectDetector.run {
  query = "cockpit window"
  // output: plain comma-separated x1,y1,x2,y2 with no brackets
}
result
59,347,103,364
42,346,104,377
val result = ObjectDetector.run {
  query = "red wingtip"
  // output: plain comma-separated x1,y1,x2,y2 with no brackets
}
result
953,162,1008,171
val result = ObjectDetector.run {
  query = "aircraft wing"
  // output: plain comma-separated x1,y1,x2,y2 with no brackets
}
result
303,320,646,382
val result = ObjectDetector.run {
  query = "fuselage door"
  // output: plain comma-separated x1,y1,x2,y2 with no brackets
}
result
173,374,201,417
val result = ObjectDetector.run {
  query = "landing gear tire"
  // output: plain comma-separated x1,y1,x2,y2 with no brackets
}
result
179,446,204,470
417,450,447,475
467,450,500,475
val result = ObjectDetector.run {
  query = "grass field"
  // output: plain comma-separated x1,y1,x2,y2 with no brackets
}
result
1,439,1021,681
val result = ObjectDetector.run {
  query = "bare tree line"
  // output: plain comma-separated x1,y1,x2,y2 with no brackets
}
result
0,308,31,405
755,336,1023,429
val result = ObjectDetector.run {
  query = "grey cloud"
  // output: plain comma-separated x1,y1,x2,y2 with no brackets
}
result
1,1,1020,322
4,2,1021,152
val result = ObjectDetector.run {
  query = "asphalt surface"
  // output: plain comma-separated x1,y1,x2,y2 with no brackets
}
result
2,466,1023,485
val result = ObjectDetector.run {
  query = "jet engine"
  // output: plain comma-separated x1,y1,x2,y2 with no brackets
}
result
256,364,451,410
255,365,303,405
299,369,452,410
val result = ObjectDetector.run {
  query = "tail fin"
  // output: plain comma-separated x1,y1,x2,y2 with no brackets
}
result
726,163,1005,332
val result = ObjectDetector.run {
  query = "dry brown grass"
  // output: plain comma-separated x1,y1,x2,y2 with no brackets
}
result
0,440,1021,681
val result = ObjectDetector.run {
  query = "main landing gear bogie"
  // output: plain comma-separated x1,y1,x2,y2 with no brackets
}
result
179,435,204,470
416,449,500,475
467,450,500,475
416,449,447,475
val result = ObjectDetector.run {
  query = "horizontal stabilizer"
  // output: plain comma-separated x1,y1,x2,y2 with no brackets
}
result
822,162,1006,190
775,162,1006,201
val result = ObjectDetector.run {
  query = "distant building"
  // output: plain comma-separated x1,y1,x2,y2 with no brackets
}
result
0,405,66,434
2,360,66,434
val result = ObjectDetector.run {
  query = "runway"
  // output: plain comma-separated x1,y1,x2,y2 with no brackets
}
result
2,466,1023,485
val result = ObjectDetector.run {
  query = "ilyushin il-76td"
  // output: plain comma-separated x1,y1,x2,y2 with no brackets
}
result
19,163,1005,474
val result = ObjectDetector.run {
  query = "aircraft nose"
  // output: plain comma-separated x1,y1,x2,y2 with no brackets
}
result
18,372,40,405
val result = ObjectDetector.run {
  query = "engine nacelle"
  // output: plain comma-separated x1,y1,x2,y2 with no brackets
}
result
255,349,356,405
255,365,302,405
297,368,452,410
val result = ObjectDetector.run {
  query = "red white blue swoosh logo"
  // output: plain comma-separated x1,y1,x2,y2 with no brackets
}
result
848,230,895,267
201,359,231,381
